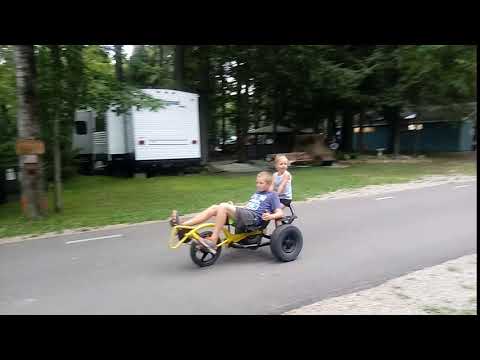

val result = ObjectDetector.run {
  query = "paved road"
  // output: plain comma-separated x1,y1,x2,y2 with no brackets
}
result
0,181,476,314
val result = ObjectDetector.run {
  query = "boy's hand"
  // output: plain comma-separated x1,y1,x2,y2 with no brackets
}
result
262,212,272,221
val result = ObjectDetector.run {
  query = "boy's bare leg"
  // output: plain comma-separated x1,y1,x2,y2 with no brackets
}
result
219,202,237,218
171,205,219,227
203,203,235,244
209,205,228,244
170,203,236,252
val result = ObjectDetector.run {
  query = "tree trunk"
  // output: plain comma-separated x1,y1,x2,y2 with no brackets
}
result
358,108,366,153
14,45,47,219
63,45,84,163
312,99,323,133
341,107,354,153
384,106,401,158
0,104,7,131
198,46,210,164
49,45,63,213
414,127,420,157
157,45,164,65
327,108,336,142
114,45,124,83
272,86,281,153
236,68,249,163
174,45,185,91
253,84,260,131
221,66,227,147
313,112,320,134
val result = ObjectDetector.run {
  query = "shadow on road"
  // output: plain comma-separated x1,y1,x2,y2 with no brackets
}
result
169,247,278,272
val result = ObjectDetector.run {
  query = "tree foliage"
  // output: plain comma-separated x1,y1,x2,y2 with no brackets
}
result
0,44,476,170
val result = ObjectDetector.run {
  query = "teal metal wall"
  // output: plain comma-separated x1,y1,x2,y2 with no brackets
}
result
352,121,473,153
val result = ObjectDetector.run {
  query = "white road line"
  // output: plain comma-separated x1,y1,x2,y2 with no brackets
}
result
375,196,395,201
65,234,123,245
454,184,471,189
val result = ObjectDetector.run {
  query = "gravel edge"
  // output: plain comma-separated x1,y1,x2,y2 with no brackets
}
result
284,254,477,315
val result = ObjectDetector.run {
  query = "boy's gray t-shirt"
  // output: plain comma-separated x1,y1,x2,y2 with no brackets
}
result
245,191,282,224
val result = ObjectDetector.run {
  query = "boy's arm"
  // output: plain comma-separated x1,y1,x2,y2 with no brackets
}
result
271,208,284,220
262,208,284,221
262,194,284,221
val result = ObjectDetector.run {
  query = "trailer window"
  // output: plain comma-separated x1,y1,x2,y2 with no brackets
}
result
75,121,87,135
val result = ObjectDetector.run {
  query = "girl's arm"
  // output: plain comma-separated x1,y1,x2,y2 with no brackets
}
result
276,172,291,195
269,172,277,192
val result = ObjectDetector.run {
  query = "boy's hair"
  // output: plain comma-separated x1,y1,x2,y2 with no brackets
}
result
257,171,273,185
275,154,289,164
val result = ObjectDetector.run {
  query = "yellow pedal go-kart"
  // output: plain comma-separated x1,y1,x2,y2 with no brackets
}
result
169,205,303,267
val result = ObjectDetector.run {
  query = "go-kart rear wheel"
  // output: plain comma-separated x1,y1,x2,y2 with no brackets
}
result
190,231,222,267
270,225,303,262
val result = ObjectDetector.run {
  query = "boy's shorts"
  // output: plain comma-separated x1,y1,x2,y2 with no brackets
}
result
235,207,261,233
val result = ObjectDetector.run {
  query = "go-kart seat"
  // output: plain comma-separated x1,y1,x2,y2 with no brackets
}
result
226,217,269,234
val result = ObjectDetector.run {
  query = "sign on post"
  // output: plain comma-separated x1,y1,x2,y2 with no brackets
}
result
24,155,39,164
16,139,45,155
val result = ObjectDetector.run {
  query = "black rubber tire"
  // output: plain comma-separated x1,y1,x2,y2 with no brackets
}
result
189,231,222,267
270,225,303,262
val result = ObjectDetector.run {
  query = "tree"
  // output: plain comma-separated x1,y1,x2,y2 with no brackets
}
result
0,46,17,168
14,45,47,219
198,45,212,164
114,45,124,82
368,45,476,157
126,45,173,88
48,45,63,212
174,45,185,90
366,46,405,157
2,44,476,193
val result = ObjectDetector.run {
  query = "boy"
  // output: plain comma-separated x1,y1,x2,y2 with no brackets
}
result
170,171,284,254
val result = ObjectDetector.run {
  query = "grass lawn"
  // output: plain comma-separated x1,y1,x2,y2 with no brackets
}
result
0,158,476,239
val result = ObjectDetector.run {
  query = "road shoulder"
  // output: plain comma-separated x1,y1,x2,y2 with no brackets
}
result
285,254,477,315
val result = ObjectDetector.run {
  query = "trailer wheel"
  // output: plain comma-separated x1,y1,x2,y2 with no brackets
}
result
270,225,303,262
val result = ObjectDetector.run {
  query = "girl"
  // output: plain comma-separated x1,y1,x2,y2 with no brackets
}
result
270,155,293,209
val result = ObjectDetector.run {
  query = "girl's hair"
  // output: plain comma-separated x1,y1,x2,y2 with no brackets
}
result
275,154,289,165
257,171,273,184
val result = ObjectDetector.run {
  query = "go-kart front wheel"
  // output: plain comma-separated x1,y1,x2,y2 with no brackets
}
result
270,225,303,262
190,231,222,267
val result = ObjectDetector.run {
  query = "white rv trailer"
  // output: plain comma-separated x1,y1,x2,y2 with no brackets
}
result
73,89,201,175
